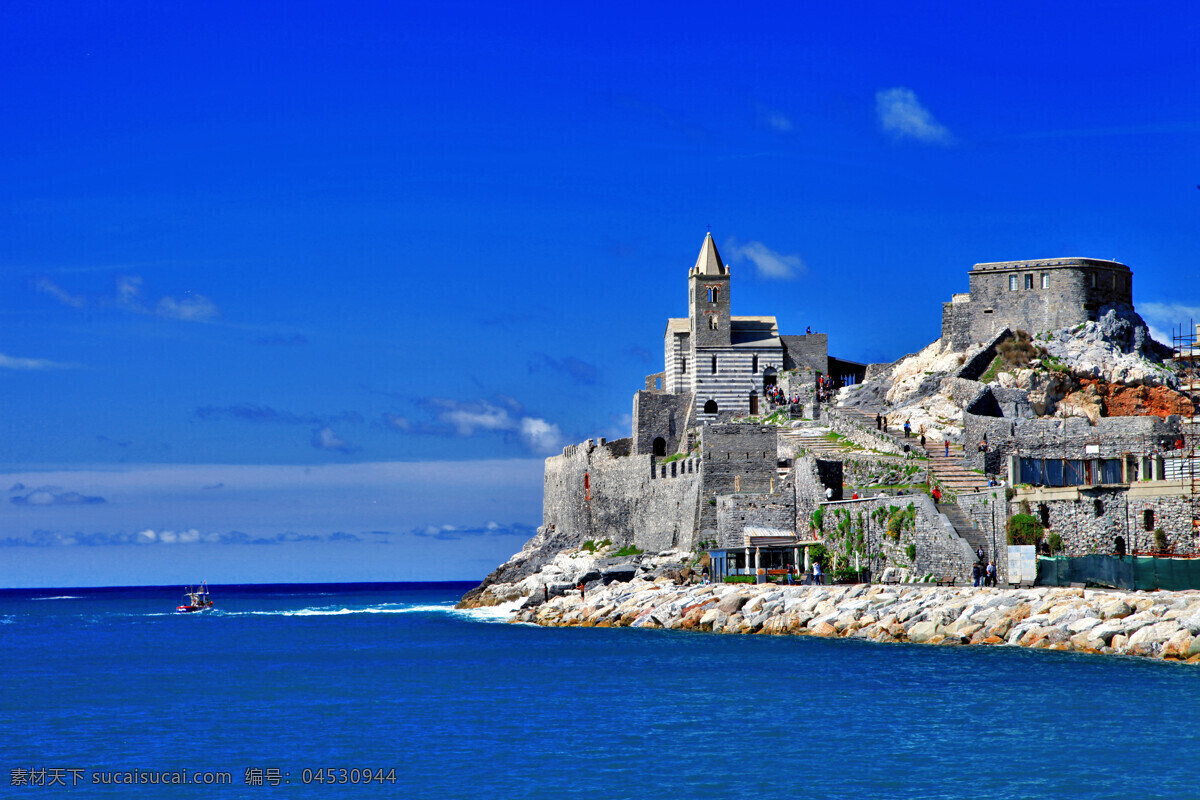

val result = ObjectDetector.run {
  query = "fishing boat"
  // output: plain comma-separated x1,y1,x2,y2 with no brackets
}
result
176,583,214,613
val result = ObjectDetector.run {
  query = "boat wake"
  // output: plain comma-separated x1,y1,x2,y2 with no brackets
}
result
32,596,82,601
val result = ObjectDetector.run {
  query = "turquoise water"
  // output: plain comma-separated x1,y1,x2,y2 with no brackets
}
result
2,582,1197,798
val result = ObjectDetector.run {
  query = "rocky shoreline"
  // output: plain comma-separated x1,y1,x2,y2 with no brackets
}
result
510,579,1200,663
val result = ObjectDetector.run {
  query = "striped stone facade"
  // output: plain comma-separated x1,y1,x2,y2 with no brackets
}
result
661,233,789,422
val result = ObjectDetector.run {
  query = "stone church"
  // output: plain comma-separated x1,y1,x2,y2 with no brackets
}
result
633,233,851,457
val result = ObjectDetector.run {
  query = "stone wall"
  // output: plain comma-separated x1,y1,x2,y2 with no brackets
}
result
815,493,975,582
1013,482,1197,557
716,485,798,550
543,439,702,553
780,333,828,376
963,412,1184,472
632,390,693,456
956,488,1010,583
698,423,779,539
841,454,929,493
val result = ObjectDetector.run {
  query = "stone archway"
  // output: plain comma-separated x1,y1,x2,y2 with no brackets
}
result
652,437,666,457
703,399,718,414
763,367,778,392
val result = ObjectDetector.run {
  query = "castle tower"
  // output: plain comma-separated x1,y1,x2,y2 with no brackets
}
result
688,232,731,348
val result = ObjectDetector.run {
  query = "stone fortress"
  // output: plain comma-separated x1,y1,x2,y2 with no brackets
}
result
941,257,1133,351
462,234,1198,608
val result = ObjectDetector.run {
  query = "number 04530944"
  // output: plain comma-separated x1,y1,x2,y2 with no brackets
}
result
300,768,396,784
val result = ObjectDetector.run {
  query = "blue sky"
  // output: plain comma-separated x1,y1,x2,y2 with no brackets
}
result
2,1,1198,586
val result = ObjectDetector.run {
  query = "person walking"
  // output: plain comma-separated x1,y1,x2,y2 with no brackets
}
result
944,440,950,458
985,561,997,587
876,413,882,431
903,421,911,438
972,562,982,587
812,561,823,586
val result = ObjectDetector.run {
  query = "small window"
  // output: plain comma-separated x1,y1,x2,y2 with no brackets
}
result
709,315,718,330
1093,498,1104,517
681,357,687,375
711,355,717,374
1143,509,1155,531
1009,275,1019,291
1024,273,1033,289
1091,272,1098,288
1041,273,1049,289
707,286,719,303
1112,274,1117,290
752,354,759,373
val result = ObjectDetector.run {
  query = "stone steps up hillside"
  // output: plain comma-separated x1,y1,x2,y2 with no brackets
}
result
928,443,989,495
937,503,996,566
778,428,860,459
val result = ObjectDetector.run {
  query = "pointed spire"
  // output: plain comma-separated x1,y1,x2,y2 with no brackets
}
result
691,232,726,276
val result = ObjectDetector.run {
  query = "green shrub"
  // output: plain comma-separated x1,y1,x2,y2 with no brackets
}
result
724,575,756,584
1007,513,1043,546
1047,532,1063,554
1154,528,1169,552
811,507,825,532
613,545,643,557
905,543,917,562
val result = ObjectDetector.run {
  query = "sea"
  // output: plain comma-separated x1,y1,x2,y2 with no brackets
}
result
3,582,1198,799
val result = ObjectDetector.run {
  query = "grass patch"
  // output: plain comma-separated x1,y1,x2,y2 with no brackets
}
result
612,545,643,557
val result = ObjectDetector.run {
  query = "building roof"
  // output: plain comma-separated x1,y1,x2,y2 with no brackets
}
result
690,232,727,277
666,316,780,347
971,257,1129,272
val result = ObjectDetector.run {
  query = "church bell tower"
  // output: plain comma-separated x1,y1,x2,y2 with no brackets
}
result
688,232,731,348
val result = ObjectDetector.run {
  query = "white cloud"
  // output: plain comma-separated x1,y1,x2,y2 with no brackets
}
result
0,352,74,370
156,294,220,321
433,400,514,435
427,399,564,454
35,278,86,308
382,413,411,431
875,87,955,145
519,417,564,454
725,238,806,280
311,427,353,453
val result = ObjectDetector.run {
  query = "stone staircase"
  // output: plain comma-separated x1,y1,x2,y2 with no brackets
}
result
778,428,860,459
928,443,989,495
937,503,995,564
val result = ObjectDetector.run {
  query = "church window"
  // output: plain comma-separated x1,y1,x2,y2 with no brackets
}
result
707,286,719,303
711,355,717,374
752,354,759,373
1041,273,1049,289
1024,274,1034,290
1091,272,1098,288
681,357,687,374
709,315,719,330
1009,275,1019,291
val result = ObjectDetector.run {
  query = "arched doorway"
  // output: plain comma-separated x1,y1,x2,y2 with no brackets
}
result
652,437,666,457
763,367,778,392
749,391,759,415
703,399,718,414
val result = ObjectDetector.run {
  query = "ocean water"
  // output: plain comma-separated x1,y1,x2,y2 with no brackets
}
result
2,582,1198,799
